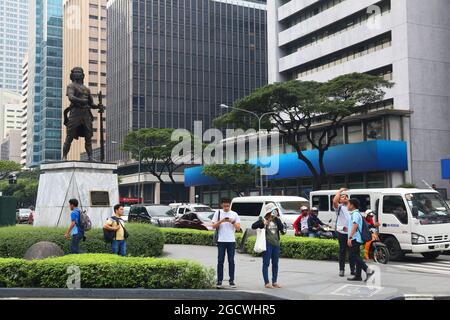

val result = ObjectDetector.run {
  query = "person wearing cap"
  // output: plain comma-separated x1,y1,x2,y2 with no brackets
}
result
363,209,381,261
333,188,355,277
307,207,326,238
252,203,286,289
293,206,310,236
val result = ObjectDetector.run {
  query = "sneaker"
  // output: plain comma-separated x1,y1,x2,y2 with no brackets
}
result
365,269,375,283
347,276,363,282
216,282,223,289
229,282,237,289
339,271,345,277
350,270,356,276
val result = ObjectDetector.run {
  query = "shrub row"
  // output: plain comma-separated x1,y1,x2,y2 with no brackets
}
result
0,224,164,258
161,228,339,261
245,236,340,260
161,228,244,247
0,254,215,289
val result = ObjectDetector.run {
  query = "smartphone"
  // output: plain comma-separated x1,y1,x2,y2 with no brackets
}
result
224,217,230,221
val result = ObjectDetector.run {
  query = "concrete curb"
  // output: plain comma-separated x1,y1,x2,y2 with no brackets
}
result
0,288,284,300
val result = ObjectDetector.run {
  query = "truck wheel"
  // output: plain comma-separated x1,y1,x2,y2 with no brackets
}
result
384,237,404,261
422,252,440,260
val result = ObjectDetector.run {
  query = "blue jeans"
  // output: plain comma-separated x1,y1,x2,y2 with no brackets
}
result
70,234,82,254
217,242,236,283
309,232,319,238
262,242,280,285
112,240,127,256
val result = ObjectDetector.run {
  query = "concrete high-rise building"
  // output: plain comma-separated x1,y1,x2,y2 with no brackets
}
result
27,0,63,167
0,130,21,163
107,0,268,164
265,0,450,194
62,0,107,161
20,57,29,167
0,89,22,139
0,0,29,92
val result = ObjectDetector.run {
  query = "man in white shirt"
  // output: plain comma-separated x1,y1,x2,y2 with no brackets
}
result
333,188,355,277
212,198,241,289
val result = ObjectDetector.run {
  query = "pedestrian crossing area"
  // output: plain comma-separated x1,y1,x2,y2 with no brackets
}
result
390,260,450,276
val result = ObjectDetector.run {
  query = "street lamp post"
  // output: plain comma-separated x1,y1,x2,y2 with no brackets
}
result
220,104,277,196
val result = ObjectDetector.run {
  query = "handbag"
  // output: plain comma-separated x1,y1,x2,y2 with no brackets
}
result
213,210,221,246
254,227,267,253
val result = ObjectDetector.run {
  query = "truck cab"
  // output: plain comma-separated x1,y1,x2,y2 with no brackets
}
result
310,188,450,260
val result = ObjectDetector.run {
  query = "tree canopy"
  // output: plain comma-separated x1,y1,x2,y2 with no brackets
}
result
214,73,393,190
202,164,258,196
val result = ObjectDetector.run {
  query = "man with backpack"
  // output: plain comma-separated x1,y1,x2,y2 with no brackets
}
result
347,198,375,282
103,204,128,256
64,199,83,254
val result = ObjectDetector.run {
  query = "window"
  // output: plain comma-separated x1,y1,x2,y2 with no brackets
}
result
347,124,363,143
350,194,371,212
312,195,329,211
366,119,384,140
231,203,263,217
383,195,408,224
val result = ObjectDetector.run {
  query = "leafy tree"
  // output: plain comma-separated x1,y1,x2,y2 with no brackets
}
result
0,179,38,207
214,73,393,190
123,128,201,184
202,164,258,196
396,183,417,189
0,160,21,180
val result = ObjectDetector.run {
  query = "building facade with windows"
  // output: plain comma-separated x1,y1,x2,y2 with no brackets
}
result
265,0,450,194
185,0,450,204
0,0,28,92
27,0,63,166
20,57,28,167
107,0,268,163
106,0,268,203
62,0,107,161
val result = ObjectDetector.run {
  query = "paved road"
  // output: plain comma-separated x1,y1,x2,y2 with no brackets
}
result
163,245,450,300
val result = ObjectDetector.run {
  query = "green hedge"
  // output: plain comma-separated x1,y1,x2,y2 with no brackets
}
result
245,236,340,260
161,228,244,247
0,254,215,289
0,224,164,258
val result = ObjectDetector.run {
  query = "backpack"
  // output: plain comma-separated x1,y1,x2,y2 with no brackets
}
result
79,210,92,232
358,214,372,244
103,216,128,243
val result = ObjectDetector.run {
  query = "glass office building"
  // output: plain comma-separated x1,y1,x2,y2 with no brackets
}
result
107,0,268,163
27,0,63,166
0,0,28,92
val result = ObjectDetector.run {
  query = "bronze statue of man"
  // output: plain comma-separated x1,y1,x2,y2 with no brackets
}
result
63,67,103,162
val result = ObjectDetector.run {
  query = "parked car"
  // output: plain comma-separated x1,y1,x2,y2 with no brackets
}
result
175,211,215,231
128,204,176,227
16,209,32,224
172,203,215,219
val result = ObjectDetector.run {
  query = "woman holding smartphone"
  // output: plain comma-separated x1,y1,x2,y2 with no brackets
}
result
252,203,286,289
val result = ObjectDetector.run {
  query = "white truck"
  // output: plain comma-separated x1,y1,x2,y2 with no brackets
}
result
310,188,450,260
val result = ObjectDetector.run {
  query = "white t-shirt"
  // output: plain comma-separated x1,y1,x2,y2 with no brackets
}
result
212,210,240,243
300,216,309,230
336,204,351,234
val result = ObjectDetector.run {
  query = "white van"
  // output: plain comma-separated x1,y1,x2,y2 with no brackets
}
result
310,188,450,260
231,196,309,234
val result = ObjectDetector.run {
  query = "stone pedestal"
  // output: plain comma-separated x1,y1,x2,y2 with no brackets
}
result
34,162,119,229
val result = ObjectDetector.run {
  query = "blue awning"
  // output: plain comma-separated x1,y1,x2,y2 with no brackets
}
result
184,140,408,187
442,159,450,179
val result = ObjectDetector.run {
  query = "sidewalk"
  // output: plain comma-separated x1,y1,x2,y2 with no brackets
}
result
163,245,450,300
